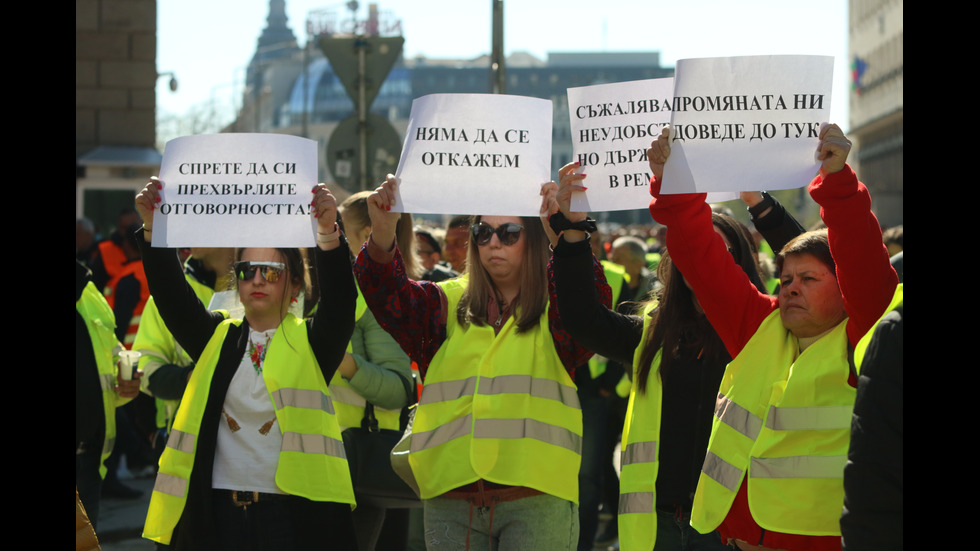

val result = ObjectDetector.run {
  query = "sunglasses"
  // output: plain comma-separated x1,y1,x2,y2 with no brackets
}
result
470,222,524,246
234,261,286,283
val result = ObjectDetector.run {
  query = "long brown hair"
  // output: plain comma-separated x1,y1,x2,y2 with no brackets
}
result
635,213,767,392
456,215,550,334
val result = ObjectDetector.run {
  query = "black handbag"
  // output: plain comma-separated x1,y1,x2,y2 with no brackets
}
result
341,378,422,509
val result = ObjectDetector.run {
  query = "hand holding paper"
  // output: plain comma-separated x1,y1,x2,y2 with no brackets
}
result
647,126,671,181
135,177,163,233
366,174,402,251
817,123,851,176
312,183,343,251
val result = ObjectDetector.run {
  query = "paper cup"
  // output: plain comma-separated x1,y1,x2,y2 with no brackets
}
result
119,350,141,380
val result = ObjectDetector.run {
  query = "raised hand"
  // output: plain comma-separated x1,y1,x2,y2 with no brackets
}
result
365,174,402,251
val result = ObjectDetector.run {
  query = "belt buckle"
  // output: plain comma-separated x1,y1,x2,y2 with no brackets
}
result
231,491,258,508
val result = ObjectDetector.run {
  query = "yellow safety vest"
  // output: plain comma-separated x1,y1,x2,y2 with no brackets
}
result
409,278,583,503
143,314,355,545
692,310,855,536
134,273,216,431
618,307,663,551
329,285,403,431
854,284,903,374
76,281,124,479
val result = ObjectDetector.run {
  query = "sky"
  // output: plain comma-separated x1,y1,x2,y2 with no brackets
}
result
156,0,851,130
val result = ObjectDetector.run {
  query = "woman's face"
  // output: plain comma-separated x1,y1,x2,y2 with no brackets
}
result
238,248,297,321
778,253,846,338
475,216,525,288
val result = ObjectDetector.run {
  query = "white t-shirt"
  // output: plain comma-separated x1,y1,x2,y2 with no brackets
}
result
211,327,285,494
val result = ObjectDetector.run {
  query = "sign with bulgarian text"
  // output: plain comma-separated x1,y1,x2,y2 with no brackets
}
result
393,94,553,217
567,78,673,212
153,134,318,247
661,55,834,194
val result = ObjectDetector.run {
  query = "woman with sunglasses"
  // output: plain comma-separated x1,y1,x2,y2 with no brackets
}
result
135,178,358,550
542,164,804,551
352,175,610,550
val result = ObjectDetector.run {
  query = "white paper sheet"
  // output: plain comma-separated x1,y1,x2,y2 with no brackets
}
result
661,55,834,194
567,78,673,213
154,134,318,247
393,94,553,217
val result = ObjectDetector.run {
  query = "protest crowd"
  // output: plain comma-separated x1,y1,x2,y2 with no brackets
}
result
77,117,902,551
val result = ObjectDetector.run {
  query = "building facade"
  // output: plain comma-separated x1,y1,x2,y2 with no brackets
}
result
848,0,903,227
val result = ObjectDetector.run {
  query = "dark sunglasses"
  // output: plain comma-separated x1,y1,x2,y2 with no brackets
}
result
234,261,286,283
470,222,524,246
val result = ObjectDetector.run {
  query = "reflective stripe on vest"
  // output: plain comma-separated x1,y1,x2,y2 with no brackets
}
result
409,278,582,503
166,428,195,454
272,387,336,415
153,472,187,498
751,454,848,479
77,281,123,480
143,316,354,545
281,431,348,458
691,309,854,537
715,392,763,439
421,374,579,408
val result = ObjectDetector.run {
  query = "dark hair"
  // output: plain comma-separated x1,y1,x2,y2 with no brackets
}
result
415,229,442,255
635,213,766,392
882,225,903,249
457,215,550,334
776,229,835,277
448,215,471,230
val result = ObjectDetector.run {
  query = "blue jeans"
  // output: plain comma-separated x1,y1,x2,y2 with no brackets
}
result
654,508,728,551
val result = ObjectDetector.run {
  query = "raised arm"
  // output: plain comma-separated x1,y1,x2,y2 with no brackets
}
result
544,163,640,365
742,191,806,255
308,184,357,382
807,124,898,345
352,175,448,378
646,128,776,357
135,178,223,360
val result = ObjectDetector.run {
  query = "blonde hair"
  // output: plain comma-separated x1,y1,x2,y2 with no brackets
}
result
340,191,422,279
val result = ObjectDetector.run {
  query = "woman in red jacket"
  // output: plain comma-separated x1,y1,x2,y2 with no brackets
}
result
646,124,898,551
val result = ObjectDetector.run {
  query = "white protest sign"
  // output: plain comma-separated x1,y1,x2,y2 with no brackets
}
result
394,94,552,217
567,78,673,212
154,134,318,247
661,55,834,194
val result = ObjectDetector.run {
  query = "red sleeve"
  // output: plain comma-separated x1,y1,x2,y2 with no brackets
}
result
648,176,776,357
352,238,447,381
809,165,899,346
547,250,612,374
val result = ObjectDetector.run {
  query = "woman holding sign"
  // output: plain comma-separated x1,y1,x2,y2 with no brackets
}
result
353,175,610,550
542,161,807,551
646,124,898,551
135,178,358,550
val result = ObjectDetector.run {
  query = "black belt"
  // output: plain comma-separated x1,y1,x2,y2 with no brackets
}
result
216,489,294,508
